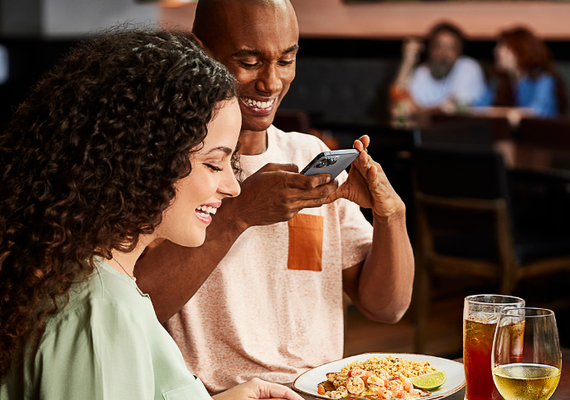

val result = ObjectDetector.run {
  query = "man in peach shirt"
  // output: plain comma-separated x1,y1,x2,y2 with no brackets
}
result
135,0,414,393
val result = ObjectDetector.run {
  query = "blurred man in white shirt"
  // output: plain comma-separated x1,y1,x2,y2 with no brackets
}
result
391,22,485,117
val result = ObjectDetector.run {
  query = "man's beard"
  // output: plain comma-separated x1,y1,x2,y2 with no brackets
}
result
428,60,454,80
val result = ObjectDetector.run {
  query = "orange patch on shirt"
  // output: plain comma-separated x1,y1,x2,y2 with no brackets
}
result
288,213,324,271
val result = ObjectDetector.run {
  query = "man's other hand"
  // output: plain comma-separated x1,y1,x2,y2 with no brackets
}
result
325,135,405,218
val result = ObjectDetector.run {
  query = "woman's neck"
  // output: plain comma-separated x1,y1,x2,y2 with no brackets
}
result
108,234,154,280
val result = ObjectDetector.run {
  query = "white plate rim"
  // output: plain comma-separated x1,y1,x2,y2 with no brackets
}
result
292,352,465,400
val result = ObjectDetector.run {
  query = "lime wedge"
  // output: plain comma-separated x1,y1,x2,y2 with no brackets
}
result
410,371,447,390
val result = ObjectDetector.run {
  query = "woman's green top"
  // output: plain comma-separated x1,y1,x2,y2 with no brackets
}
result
0,258,212,400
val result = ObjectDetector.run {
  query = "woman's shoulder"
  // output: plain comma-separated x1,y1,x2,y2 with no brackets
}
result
536,70,556,82
43,261,153,338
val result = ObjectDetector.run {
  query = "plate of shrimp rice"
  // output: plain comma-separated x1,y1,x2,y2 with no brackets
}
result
292,353,465,400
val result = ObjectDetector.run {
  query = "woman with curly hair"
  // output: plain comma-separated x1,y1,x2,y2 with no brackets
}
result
0,29,302,400
476,26,567,117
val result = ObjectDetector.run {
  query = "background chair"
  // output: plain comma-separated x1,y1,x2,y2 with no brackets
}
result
412,145,570,354
517,116,570,170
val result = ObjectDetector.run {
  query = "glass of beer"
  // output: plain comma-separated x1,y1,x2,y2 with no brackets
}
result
492,307,562,400
463,294,525,400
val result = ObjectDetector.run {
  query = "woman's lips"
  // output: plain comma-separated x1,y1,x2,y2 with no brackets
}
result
195,209,212,225
195,204,219,225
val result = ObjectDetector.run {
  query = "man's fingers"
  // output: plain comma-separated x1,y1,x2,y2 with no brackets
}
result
368,164,378,180
357,135,370,149
259,163,299,173
303,173,333,189
325,189,341,205
353,139,364,152
352,136,370,159
299,178,338,200
351,149,369,172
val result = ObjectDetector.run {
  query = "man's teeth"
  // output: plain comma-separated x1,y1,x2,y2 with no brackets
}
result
243,97,274,109
196,205,217,215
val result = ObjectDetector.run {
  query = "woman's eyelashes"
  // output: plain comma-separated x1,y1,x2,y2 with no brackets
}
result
205,163,223,172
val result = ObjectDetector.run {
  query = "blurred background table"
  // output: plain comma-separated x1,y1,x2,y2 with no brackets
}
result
447,346,570,400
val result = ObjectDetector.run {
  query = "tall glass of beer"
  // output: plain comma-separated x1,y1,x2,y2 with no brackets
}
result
463,294,525,400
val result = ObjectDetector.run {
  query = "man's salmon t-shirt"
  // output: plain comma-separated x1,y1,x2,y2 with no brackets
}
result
165,125,374,393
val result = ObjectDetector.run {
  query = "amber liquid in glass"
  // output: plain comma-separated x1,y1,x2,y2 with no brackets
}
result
464,318,503,400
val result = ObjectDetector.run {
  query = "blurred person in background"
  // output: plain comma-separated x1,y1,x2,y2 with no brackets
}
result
475,26,567,121
390,22,486,123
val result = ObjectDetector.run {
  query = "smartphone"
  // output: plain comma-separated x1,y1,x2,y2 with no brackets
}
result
301,149,360,180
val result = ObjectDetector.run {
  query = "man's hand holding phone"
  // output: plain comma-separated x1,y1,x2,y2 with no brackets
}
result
221,163,338,230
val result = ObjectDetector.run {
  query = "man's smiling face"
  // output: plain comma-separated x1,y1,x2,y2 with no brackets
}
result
198,1,299,134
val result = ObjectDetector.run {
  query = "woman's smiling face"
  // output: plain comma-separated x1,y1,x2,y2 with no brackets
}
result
157,98,242,247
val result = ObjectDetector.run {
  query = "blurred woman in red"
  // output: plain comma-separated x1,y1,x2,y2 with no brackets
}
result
476,26,567,117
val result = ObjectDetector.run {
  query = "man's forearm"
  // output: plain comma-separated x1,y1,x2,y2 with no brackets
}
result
352,209,415,323
135,203,247,323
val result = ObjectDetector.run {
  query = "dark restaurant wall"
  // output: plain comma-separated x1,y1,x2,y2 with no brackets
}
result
0,38,77,131
3,36,570,130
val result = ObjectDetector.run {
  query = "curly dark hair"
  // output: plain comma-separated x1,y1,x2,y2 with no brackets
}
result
0,28,236,380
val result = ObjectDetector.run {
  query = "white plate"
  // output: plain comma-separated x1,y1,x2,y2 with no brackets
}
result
292,353,465,400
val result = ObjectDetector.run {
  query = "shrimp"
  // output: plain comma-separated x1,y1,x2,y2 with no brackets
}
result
346,376,365,395
366,375,385,391
377,389,391,399
317,384,326,395
349,367,365,378
335,386,348,398
333,375,348,388
326,373,336,382
377,368,390,380
362,371,374,384
400,375,413,392
385,378,403,392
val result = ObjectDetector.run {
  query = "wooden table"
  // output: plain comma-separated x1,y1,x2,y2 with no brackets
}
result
447,346,570,400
